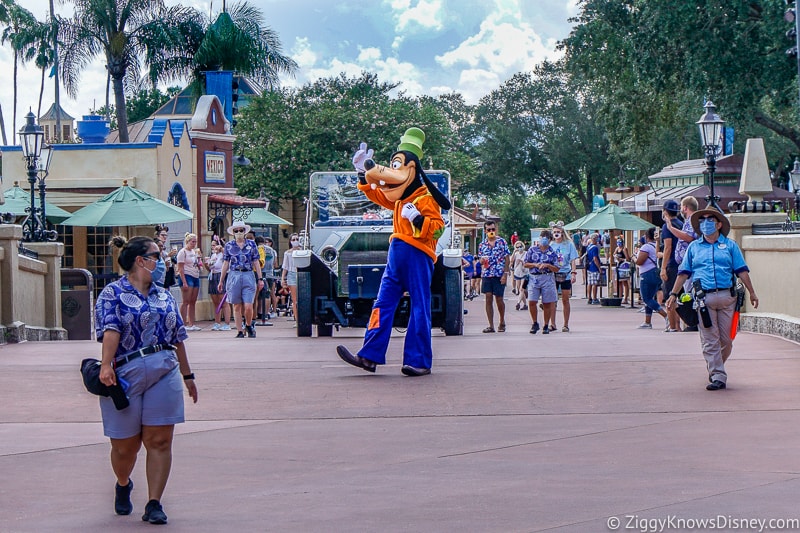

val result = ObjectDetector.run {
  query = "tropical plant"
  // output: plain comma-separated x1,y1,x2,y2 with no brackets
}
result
185,1,298,95
58,0,204,142
1,2,39,144
0,0,11,144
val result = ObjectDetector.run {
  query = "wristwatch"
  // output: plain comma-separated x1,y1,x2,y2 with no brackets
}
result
669,292,680,298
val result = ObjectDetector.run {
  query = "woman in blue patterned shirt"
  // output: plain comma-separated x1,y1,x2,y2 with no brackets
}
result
95,236,198,524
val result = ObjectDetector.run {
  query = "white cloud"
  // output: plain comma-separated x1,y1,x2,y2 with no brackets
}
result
284,41,425,98
389,0,445,50
357,47,382,63
390,0,445,32
291,37,319,70
455,69,503,104
433,0,563,103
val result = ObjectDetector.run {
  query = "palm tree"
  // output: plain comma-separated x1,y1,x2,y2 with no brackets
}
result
159,1,297,97
58,0,204,143
1,3,39,145
0,0,11,144
49,0,62,143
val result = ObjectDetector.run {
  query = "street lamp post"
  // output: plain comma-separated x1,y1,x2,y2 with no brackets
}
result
696,100,725,213
790,157,800,219
19,111,54,242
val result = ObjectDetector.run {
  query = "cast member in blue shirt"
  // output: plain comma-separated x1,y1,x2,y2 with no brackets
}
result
666,209,758,391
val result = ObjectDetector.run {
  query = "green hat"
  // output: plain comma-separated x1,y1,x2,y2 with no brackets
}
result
397,127,425,160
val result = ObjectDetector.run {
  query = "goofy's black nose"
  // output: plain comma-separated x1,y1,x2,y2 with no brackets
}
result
364,159,376,171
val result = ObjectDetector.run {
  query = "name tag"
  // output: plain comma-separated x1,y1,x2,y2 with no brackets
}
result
718,243,727,250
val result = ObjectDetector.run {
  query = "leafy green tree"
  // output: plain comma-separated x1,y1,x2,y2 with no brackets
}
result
94,86,180,129
561,0,800,174
467,61,615,217
234,73,464,206
495,193,532,243
59,0,204,142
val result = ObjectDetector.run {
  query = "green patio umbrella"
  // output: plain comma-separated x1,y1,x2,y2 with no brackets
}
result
2,185,73,224
563,211,595,231
242,207,292,226
564,203,655,231
61,181,193,227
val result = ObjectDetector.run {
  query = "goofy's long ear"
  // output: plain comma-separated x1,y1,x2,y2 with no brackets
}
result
420,168,451,210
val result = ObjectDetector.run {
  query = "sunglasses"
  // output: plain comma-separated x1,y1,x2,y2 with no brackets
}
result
698,216,717,221
140,251,160,261
232,229,245,233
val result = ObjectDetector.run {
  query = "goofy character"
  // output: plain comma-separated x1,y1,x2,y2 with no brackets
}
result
337,127,451,376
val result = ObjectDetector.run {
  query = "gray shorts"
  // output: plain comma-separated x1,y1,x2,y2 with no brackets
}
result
100,349,184,439
527,273,558,304
286,270,297,287
226,270,256,304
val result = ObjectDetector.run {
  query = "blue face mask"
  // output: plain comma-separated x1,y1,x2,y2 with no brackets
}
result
699,219,717,236
540,237,550,247
147,258,166,286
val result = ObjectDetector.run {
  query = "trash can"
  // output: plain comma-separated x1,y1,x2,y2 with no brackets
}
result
61,268,94,340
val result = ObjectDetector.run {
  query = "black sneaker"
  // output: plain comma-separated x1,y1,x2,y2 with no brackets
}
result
142,499,167,524
542,325,550,334
114,479,133,515
235,331,245,338
246,325,256,338
529,322,539,334
706,380,727,391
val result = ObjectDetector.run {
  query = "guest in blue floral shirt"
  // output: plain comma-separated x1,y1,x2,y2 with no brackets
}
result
218,220,264,338
477,220,510,333
523,229,559,334
95,235,197,524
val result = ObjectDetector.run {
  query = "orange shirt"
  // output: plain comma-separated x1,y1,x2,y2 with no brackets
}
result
358,184,445,261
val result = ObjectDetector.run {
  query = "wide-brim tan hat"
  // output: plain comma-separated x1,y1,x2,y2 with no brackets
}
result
690,209,730,236
226,220,252,235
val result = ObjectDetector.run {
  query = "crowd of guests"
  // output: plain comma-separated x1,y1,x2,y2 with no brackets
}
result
152,223,297,337
463,194,757,391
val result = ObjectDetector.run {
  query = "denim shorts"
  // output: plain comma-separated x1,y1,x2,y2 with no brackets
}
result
100,349,184,439
481,276,506,297
528,274,558,303
178,274,200,288
226,270,256,304
286,270,297,287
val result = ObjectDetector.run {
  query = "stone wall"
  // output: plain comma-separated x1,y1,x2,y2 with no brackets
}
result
738,230,800,342
0,225,67,343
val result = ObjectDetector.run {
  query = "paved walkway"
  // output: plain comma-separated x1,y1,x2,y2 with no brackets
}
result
1,295,799,532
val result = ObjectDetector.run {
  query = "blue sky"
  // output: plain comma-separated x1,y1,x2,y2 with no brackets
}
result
1,0,578,142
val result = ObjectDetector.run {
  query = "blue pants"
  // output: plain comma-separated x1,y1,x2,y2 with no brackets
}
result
359,240,434,369
639,269,663,317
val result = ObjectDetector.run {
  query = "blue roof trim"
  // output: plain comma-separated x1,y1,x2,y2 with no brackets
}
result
169,121,186,147
1,143,159,151
148,118,168,144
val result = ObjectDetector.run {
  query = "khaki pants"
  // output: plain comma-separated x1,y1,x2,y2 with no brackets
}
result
697,291,736,383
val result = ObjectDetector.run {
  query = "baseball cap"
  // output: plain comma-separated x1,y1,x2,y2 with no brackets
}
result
662,199,680,214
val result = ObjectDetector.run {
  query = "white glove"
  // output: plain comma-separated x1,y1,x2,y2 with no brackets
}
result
401,203,421,221
352,142,374,172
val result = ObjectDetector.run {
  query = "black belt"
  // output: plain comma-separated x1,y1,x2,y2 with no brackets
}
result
232,267,252,272
705,287,731,293
115,344,175,368
531,272,552,276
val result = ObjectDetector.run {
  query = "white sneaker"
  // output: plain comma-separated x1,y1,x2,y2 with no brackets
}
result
637,322,653,329
220,324,231,331
188,325,202,331
211,323,221,331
